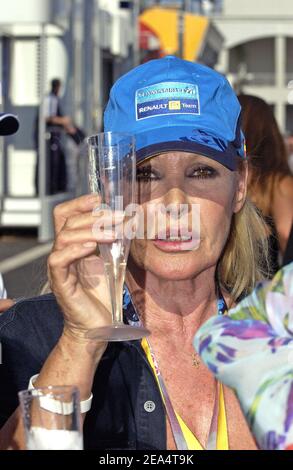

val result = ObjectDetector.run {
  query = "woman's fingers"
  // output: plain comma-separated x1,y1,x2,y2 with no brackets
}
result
48,243,97,287
53,194,101,234
54,227,117,251
63,209,125,231
54,222,124,251
54,208,125,250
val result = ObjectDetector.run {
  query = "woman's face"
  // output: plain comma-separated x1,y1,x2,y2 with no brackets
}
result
129,151,247,281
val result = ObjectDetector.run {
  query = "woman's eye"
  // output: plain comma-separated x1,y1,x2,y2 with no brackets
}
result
189,166,217,179
136,167,160,182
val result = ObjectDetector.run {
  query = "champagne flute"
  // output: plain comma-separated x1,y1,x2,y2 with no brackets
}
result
87,132,150,341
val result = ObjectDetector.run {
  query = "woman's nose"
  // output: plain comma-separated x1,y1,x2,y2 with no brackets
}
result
162,188,189,208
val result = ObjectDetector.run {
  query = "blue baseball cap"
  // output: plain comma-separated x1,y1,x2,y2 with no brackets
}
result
0,113,19,136
104,56,246,170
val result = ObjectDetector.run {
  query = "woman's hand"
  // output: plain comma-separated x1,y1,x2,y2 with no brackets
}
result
0,195,119,450
48,194,122,345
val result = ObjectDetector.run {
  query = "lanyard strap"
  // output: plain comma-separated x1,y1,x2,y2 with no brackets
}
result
138,294,227,451
145,338,189,450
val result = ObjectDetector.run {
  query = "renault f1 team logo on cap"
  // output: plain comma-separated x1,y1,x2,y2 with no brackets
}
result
135,81,200,120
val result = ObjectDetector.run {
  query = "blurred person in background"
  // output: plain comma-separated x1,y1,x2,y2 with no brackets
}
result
43,78,72,194
35,78,85,195
0,112,19,313
238,94,293,275
44,79,77,136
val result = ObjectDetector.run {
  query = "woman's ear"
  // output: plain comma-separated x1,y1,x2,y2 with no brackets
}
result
234,161,248,214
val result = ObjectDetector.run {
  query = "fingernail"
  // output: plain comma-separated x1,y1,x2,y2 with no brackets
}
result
83,242,97,248
94,210,104,217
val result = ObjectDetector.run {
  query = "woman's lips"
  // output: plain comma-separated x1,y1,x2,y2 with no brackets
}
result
152,236,200,252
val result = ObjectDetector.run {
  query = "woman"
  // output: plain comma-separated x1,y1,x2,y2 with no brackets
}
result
238,94,293,274
0,57,268,450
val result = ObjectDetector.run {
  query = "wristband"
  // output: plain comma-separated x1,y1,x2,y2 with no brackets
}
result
28,374,93,414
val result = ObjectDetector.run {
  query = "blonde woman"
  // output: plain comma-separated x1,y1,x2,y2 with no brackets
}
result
0,57,269,450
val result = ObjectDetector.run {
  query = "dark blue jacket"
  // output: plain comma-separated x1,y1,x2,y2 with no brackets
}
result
0,294,166,449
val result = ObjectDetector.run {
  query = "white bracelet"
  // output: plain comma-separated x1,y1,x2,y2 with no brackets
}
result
28,374,93,415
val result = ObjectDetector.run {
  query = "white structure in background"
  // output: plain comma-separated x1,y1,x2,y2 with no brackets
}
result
99,0,138,59
0,0,135,240
212,0,293,133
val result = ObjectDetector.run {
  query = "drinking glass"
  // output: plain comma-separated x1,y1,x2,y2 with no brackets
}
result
88,132,150,341
18,386,83,450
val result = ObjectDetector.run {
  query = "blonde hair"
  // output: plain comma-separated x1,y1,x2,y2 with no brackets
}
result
217,198,270,303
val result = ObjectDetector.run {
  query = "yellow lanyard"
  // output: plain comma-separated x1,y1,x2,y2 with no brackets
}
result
141,337,229,450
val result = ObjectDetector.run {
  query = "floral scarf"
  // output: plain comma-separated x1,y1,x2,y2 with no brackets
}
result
194,263,293,450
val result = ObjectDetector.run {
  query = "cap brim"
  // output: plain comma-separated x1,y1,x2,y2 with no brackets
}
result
0,114,19,136
135,126,238,171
